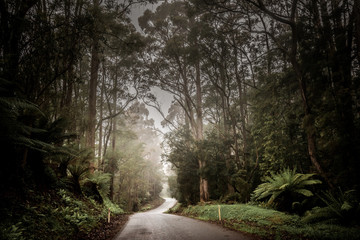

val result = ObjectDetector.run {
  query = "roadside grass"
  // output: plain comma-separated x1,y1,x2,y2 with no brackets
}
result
170,203,360,240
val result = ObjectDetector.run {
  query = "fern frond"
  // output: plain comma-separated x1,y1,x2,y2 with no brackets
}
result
0,97,44,117
14,136,55,153
294,189,314,197
68,164,89,179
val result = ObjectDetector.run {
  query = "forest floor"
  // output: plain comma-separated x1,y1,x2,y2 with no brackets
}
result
77,197,166,240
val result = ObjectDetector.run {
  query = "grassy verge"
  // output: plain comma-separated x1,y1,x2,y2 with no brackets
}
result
169,203,360,240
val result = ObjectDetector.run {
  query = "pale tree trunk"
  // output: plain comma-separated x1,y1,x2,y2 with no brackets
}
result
111,63,118,154
98,63,105,169
195,61,209,202
195,62,203,140
218,52,235,195
174,47,208,201
103,120,112,160
181,65,197,134
234,43,247,170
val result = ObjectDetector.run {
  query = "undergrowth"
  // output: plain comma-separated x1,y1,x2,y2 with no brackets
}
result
0,189,123,240
172,203,360,240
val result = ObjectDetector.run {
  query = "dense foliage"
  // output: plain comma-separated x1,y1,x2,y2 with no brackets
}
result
150,0,360,227
1,0,360,238
0,0,163,238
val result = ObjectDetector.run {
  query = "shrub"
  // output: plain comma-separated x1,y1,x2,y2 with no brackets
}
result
221,193,243,204
304,189,360,225
103,198,124,214
0,223,25,240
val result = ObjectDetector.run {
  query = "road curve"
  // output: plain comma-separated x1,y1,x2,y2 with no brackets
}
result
113,198,252,240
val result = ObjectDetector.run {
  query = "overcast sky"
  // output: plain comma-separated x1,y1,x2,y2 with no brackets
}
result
128,2,158,32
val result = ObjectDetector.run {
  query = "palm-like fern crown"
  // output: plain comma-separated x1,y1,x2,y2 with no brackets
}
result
253,168,322,204
87,172,112,197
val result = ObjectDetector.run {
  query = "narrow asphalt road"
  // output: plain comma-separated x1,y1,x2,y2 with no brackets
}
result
113,198,253,240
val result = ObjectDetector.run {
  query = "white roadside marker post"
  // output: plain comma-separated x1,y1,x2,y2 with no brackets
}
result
108,208,111,223
218,205,221,221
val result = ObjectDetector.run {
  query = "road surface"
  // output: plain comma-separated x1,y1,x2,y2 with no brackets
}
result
113,198,252,240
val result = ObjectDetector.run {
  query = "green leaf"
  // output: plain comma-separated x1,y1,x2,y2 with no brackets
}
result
294,189,314,197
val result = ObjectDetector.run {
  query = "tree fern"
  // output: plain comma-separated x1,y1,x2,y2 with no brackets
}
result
252,168,322,212
87,171,112,198
317,189,360,224
67,163,89,195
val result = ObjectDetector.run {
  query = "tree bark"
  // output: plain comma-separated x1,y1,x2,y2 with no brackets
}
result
195,60,209,202
247,0,332,186
87,0,100,172
98,63,105,169
109,60,118,201
290,23,332,187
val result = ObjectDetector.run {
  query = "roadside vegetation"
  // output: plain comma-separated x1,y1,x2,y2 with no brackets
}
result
0,188,122,240
170,202,360,240
168,168,360,240
1,185,164,240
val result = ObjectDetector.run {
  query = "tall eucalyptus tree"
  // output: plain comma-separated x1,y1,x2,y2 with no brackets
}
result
139,1,209,201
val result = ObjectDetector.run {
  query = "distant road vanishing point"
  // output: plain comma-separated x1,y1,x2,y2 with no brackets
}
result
113,198,253,240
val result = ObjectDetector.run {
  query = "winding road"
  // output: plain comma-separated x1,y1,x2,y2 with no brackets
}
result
113,198,252,240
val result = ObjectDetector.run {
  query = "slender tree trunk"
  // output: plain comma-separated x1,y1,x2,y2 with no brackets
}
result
195,61,203,140
181,65,197,135
103,120,112,160
234,45,247,170
109,62,118,201
218,52,235,195
290,23,332,187
98,63,105,168
87,0,100,172
195,61,209,202
111,64,118,153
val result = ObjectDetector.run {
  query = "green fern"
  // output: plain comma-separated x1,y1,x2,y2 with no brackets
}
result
67,163,89,195
68,164,89,179
87,171,112,197
315,189,360,224
252,168,322,211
